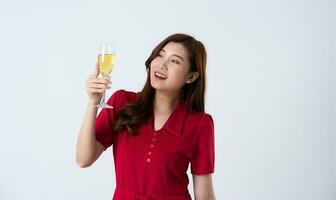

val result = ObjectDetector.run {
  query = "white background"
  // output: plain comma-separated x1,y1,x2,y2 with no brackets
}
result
0,0,335,199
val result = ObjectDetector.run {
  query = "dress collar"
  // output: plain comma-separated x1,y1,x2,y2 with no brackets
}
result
149,98,188,138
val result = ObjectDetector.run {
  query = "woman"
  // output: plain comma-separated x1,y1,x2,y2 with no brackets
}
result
76,33,216,200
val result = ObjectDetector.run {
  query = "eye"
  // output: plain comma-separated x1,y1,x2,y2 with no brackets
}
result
171,59,180,64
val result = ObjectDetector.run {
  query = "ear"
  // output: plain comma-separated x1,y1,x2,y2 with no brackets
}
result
186,72,199,84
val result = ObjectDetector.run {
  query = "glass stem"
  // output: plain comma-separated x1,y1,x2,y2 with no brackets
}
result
101,89,106,104
100,74,108,105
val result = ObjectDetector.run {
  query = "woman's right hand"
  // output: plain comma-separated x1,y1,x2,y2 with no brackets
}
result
85,63,111,106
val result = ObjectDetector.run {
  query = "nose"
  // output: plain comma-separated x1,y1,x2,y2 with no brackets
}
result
158,58,168,70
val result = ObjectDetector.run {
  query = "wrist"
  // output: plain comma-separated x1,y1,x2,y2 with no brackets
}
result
87,101,99,108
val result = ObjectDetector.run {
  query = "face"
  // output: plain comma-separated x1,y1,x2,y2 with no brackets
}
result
149,42,198,96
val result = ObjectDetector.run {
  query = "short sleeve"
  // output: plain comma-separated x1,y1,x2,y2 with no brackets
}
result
95,89,126,151
191,114,215,174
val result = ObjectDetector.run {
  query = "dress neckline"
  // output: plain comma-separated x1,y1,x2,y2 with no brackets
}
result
151,99,183,132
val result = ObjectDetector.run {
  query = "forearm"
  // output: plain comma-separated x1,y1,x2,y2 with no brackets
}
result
194,192,216,200
193,174,216,200
76,102,99,167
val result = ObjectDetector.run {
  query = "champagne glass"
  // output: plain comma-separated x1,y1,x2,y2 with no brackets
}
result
97,43,116,109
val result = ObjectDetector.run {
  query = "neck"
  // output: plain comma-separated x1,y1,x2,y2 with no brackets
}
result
153,90,181,114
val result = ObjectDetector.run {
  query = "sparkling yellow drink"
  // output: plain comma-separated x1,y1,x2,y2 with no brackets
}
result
98,54,115,78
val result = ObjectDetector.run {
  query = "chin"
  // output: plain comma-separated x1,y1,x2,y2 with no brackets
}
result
150,76,161,89
150,82,162,90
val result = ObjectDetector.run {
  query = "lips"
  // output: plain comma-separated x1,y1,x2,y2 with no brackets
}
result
154,72,167,79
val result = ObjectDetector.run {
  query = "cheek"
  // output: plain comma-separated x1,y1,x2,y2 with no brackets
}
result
169,69,189,84
149,61,156,73
150,60,159,72
151,58,160,66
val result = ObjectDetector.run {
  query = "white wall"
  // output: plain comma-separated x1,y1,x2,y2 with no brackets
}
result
0,0,335,199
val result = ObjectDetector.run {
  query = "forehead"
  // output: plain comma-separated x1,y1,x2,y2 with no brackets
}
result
161,42,188,58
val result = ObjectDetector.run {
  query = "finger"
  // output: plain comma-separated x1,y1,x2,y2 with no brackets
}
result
86,83,109,89
87,88,105,93
86,80,110,88
87,78,111,85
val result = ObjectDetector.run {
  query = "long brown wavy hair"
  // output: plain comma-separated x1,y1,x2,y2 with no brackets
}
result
112,33,207,135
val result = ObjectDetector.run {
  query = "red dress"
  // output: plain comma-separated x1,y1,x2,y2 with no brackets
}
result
95,89,215,200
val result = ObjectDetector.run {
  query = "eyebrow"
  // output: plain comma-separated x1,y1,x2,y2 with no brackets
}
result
161,49,184,62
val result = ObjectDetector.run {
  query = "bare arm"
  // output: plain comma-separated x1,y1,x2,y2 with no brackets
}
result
75,103,105,168
75,63,111,168
193,174,216,200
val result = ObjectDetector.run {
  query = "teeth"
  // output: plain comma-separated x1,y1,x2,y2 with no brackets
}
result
155,72,167,79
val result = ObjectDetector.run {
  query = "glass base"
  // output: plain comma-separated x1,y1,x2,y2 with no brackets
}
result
97,102,113,109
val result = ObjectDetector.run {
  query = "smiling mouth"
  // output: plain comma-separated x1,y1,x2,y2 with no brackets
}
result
154,72,167,79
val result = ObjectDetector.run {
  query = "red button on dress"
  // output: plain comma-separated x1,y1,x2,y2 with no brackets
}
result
95,89,215,200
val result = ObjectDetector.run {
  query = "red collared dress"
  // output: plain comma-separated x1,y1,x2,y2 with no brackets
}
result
95,89,215,200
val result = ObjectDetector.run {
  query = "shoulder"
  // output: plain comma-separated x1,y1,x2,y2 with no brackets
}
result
189,112,214,126
106,89,138,109
193,112,214,135
114,89,137,100
184,111,215,137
